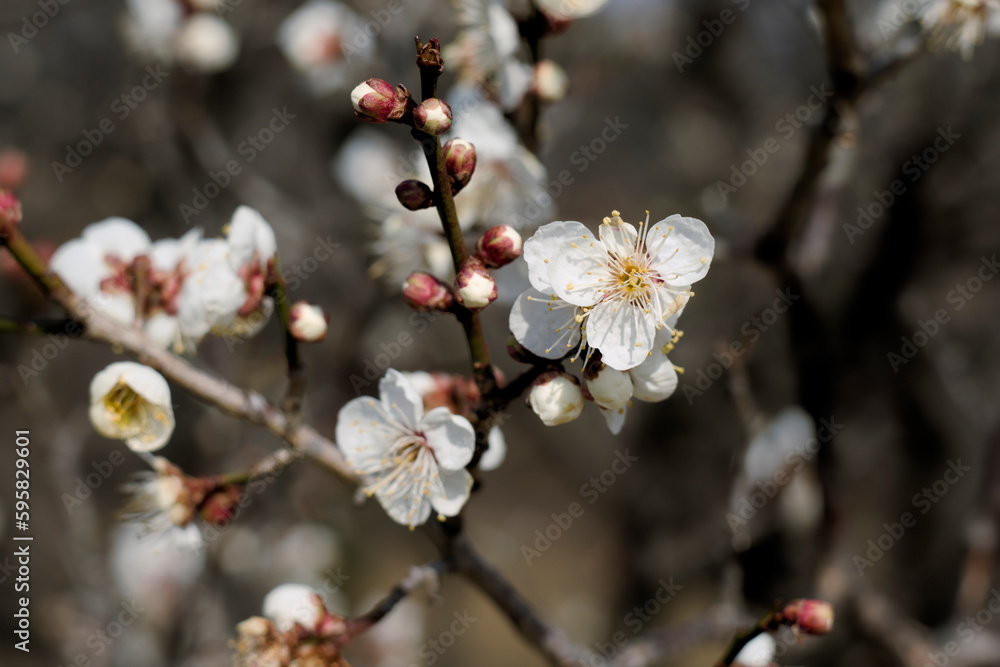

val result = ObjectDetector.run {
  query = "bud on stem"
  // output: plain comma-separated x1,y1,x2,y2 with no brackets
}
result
403,272,455,312
443,138,476,194
395,179,434,210
475,225,522,268
454,257,497,310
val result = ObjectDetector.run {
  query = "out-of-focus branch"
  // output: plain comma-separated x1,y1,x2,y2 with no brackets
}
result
0,316,79,336
852,590,940,667
609,605,745,667
269,255,306,416
344,560,450,639
1,225,356,485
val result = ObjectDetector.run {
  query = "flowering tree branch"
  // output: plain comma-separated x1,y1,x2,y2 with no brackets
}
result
344,560,449,639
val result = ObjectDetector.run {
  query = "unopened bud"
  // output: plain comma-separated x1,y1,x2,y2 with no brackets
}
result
395,179,434,210
443,138,476,193
475,225,522,268
782,599,834,635
289,301,329,342
528,371,584,426
199,484,244,526
0,190,22,234
534,59,569,102
351,78,408,123
585,363,633,410
403,272,455,312
454,257,497,310
413,98,453,136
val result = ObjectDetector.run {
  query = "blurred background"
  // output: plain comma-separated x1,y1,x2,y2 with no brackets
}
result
2,0,1000,665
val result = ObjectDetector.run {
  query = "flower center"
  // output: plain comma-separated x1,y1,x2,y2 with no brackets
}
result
618,259,648,296
104,380,147,431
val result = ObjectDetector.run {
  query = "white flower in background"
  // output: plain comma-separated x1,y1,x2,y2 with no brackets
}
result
50,217,152,326
336,369,476,527
278,0,374,95
528,372,584,426
289,301,329,342
533,59,569,102
445,0,521,93
535,0,610,20
480,425,507,471
122,456,192,527
89,361,175,453
517,211,713,371
920,0,1000,59
732,632,777,667
262,583,325,632
121,0,240,73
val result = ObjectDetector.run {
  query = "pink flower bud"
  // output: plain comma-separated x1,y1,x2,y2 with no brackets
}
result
454,257,497,310
413,98,453,136
528,371,584,426
534,59,569,102
395,179,434,211
403,272,455,312
443,138,476,193
475,225,522,268
351,78,408,123
0,190,22,234
782,599,834,635
289,301,329,342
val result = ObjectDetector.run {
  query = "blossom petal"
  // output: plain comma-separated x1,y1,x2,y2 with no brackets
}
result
479,426,506,471
335,396,404,465
522,220,590,293
49,238,106,296
586,300,656,370
509,288,582,359
430,467,473,517
82,217,152,262
647,215,714,286
600,405,627,435
629,349,679,403
421,407,475,470
228,206,276,270
378,369,426,432
548,230,609,307
379,488,432,527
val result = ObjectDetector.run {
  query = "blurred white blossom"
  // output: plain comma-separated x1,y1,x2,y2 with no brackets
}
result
89,361,175,453
278,0,375,95
121,0,239,73
921,0,1000,59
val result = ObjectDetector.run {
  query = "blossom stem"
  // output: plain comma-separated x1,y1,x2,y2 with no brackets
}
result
269,254,306,415
0,316,79,336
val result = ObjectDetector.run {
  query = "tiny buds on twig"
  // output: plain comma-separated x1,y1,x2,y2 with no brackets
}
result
527,371,584,426
395,179,434,210
454,257,497,310
534,60,569,102
443,138,476,194
415,36,443,75
350,78,410,123
289,301,329,342
413,98,453,136
475,225,522,268
781,599,834,635
0,190,23,237
403,272,455,312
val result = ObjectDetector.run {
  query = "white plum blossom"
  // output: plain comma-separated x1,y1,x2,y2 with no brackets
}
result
512,211,714,371
535,0,610,20
89,361,175,453
445,0,526,108
480,425,507,471
174,13,240,72
528,372,585,426
336,369,476,527
278,0,374,95
289,301,329,342
920,0,1000,59
262,583,325,632
121,0,239,73
121,456,192,527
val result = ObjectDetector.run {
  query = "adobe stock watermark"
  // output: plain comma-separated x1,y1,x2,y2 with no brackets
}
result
520,449,638,566
682,288,799,404
887,254,998,373
8,0,74,54
179,106,297,224
51,65,170,182
348,311,440,394
61,450,128,514
342,0,419,61
16,319,84,384
715,84,833,202
508,116,629,228
843,126,960,244
590,578,683,666
405,610,477,667
57,599,145,667
672,0,751,73
853,459,971,576
726,417,843,535
877,0,933,38
924,588,1000,667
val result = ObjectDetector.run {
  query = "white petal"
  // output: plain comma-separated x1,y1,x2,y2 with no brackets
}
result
150,228,202,271
227,206,276,270
97,293,137,326
509,289,582,359
586,300,656,371
522,220,590,293
586,366,633,410
49,238,106,296
744,406,815,484
529,375,584,426
121,362,172,406
88,362,175,452
600,405,627,435
732,633,776,667
479,426,506,471
430,467,473,517
378,369,426,432
175,14,240,73
598,219,638,254
262,583,324,632
82,218,152,262
144,313,181,350
335,396,404,465
379,487,432,527
648,215,715,286
421,407,475,471
629,350,679,403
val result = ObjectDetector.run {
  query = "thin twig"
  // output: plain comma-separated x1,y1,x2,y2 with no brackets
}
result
344,560,450,639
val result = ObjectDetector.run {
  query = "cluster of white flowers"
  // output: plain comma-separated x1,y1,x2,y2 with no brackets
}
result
50,205,276,353
511,211,714,433
277,0,376,95
920,0,1000,59
120,0,240,73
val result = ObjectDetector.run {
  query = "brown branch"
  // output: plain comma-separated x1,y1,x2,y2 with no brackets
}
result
344,560,450,639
